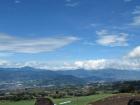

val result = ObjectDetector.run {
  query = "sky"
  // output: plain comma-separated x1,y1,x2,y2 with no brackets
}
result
0,0,140,70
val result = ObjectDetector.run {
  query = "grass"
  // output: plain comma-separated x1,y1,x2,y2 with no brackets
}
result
0,94,113,105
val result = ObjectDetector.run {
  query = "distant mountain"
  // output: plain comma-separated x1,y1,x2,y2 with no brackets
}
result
0,67,140,88
57,69,140,81
0,67,85,87
0,67,61,81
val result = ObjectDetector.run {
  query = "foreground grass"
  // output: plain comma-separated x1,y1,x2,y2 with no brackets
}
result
0,94,113,105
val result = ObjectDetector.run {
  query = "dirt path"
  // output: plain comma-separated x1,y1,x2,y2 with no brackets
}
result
89,94,140,105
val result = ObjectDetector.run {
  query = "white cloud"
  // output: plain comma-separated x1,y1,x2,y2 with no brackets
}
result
0,43,140,70
110,59,140,70
74,59,107,70
0,33,78,53
130,6,140,26
65,2,79,7
96,29,108,36
130,15,140,26
0,45,140,70
73,59,140,70
128,46,140,58
132,6,140,15
0,58,140,70
96,30,128,46
0,60,10,67
65,0,79,7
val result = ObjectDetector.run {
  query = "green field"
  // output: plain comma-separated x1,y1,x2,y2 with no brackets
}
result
0,94,113,105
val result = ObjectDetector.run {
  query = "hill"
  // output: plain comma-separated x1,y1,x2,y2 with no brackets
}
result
89,94,140,105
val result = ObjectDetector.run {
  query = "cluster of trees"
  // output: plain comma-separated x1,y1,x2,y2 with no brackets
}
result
118,85,135,93
0,92,34,101
112,81,140,93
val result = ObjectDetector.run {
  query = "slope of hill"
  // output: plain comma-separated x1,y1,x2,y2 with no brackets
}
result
89,94,140,105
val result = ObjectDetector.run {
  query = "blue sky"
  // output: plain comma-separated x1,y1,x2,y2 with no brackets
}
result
0,0,140,70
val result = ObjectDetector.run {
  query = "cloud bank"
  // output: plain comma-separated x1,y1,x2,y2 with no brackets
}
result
0,46,140,70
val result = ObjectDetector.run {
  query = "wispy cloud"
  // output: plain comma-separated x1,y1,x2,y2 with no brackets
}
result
83,42,95,46
65,0,72,2
0,33,78,53
124,0,133,2
130,16,140,26
14,0,21,4
65,2,79,7
130,6,140,26
65,0,79,7
96,30,128,47
132,6,140,15
90,23,99,27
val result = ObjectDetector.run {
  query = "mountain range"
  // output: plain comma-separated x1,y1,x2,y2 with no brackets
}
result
0,67,140,87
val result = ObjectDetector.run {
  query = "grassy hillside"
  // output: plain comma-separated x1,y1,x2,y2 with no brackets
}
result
0,94,113,105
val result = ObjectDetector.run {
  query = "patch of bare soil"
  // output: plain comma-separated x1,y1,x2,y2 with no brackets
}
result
88,94,140,105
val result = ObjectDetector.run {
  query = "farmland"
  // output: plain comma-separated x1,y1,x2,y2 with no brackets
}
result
0,94,113,105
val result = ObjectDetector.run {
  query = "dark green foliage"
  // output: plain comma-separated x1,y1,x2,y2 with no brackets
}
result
119,85,135,93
